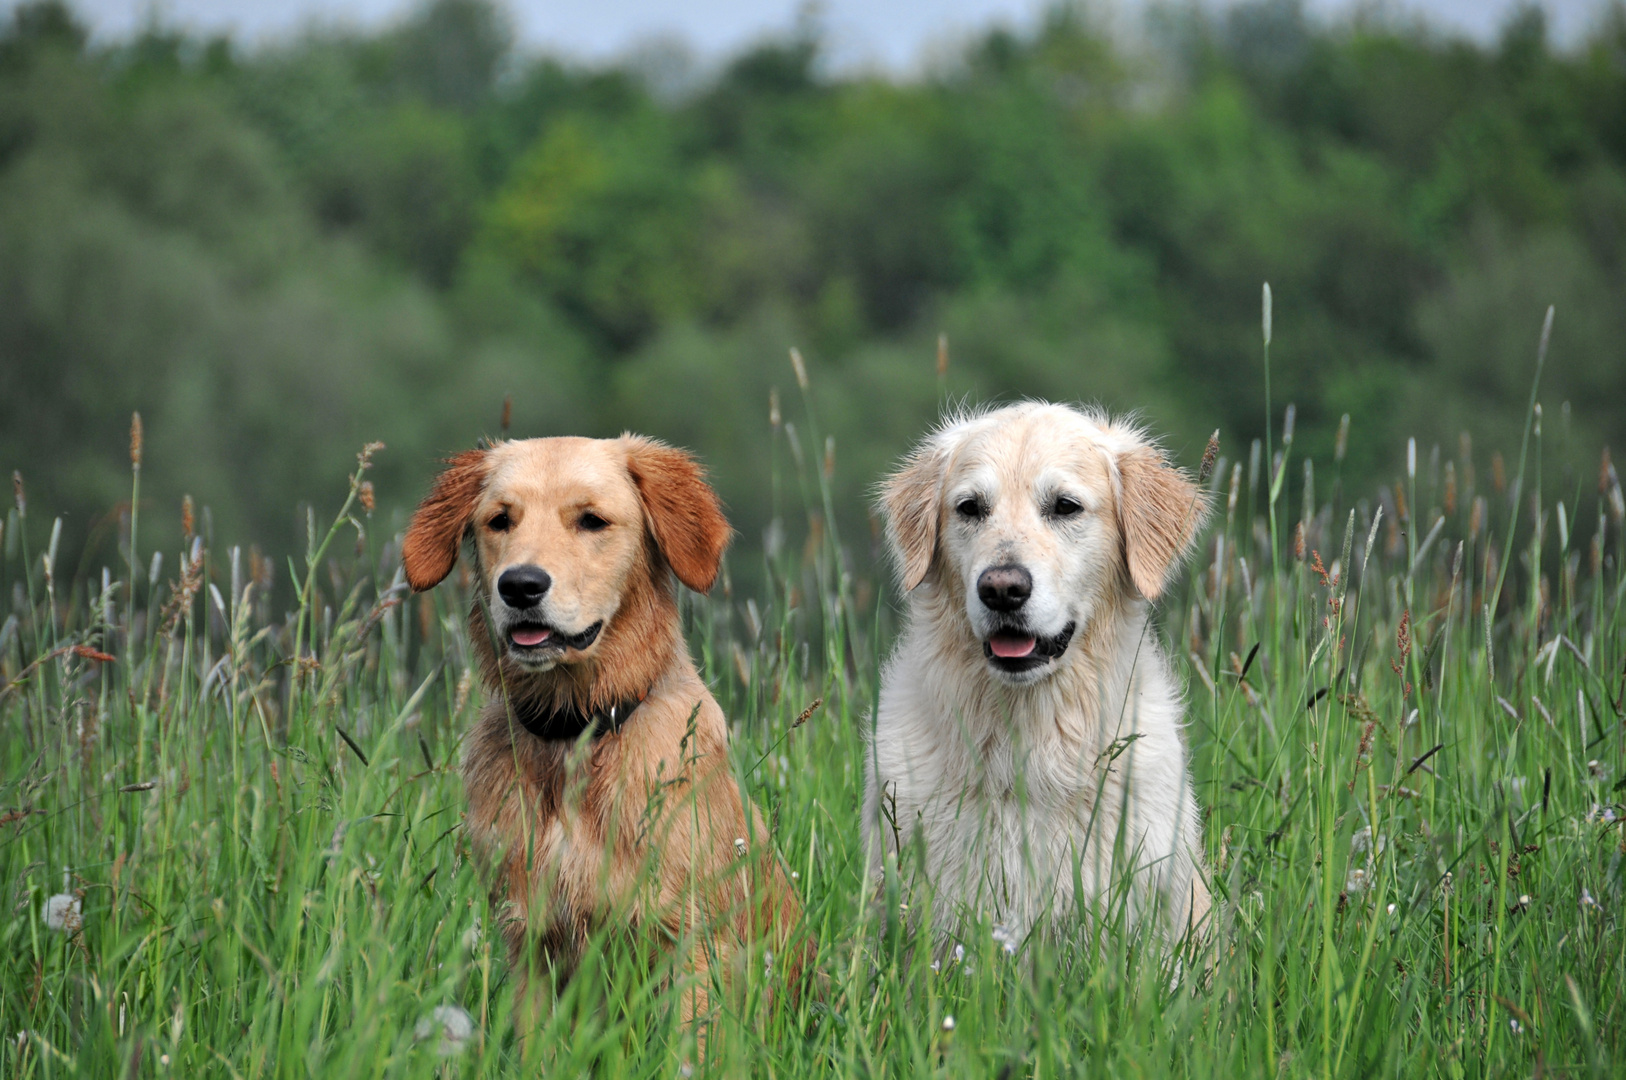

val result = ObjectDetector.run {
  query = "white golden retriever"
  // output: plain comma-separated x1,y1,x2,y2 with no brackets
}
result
865,401,1212,942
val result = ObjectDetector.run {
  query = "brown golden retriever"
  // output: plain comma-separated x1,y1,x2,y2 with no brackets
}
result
402,435,801,1032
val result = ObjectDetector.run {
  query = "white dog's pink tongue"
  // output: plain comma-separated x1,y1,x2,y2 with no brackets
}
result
990,634,1037,659
511,627,551,647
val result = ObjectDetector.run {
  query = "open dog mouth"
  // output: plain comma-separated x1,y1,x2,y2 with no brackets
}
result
983,622,1076,672
507,620,603,653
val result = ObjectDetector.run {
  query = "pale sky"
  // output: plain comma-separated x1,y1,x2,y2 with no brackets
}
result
53,1,1613,70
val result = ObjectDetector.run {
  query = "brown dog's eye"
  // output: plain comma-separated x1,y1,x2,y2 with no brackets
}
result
1052,496,1083,518
956,497,984,520
488,511,511,532
578,511,609,533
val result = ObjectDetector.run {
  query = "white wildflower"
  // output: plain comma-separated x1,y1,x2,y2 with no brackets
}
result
461,917,482,951
790,870,800,881
991,923,1020,955
679,1063,694,1078
1345,868,1368,894
43,894,81,933
953,943,966,964
1350,827,1386,857
1580,887,1599,909
941,1014,956,1032
1587,760,1605,779
1516,894,1531,911
734,837,748,858
1510,1019,1523,1035
1386,903,1396,915
415,1004,475,1057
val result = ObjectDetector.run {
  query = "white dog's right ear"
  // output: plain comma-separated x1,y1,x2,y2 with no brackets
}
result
881,443,946,591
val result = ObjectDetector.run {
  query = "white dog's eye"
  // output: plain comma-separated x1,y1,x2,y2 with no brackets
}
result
955,497,984,521
1051,495,1083,518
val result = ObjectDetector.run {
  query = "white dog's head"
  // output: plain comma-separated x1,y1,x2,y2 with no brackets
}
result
881,402,1209,686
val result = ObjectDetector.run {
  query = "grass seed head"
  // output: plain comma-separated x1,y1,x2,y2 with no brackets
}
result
1199,430,1219,483
129,412,142,469
12,470,23,515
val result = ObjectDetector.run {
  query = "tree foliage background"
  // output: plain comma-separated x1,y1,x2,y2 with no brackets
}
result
3,0,1624,581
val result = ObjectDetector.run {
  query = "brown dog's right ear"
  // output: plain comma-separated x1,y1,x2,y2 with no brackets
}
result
402,450,489,592
881,442,946,591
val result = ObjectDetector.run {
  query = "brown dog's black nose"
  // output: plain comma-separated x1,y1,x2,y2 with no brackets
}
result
977,565,1032,612
497,565,551,608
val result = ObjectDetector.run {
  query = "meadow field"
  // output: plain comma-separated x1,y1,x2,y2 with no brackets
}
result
2,323,1624,1077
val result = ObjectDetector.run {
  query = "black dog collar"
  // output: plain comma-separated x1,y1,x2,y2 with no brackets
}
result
510,692,646,742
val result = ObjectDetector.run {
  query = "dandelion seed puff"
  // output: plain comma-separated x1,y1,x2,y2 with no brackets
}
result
734,837,748,858
679,1063,695,1078
43,894,81,933
415,1004,474,1057
942,1014,956,1032
1345,868,1368,894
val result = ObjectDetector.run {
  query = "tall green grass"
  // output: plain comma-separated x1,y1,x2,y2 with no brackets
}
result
2,320,1623,1078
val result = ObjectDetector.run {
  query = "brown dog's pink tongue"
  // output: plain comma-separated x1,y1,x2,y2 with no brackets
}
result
511,627,551,647
990,634,1037,659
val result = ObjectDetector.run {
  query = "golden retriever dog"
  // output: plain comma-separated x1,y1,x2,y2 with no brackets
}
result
866,402,1212,944
402,435,801,1031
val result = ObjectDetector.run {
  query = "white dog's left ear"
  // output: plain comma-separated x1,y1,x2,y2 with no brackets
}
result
1117,447,1210,601
881,443,946,591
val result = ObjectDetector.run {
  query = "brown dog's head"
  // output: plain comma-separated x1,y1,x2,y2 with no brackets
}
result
402,436,730,677
881,403,1210,686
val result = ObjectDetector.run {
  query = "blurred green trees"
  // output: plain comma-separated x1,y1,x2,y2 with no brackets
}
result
3,0,1623,575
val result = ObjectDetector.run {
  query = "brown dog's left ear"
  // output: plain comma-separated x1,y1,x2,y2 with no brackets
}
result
402,449,490,592
624,437,732,593
1117,446,1210,602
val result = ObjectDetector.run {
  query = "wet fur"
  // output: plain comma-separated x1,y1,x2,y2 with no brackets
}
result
867,402,1213,942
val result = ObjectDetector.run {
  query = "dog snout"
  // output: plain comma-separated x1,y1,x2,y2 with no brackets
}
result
976,564,1033,613
496,565,552,608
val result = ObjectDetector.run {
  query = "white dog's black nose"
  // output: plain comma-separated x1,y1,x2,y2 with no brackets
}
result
497,565,552,608
977,565,1032,612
